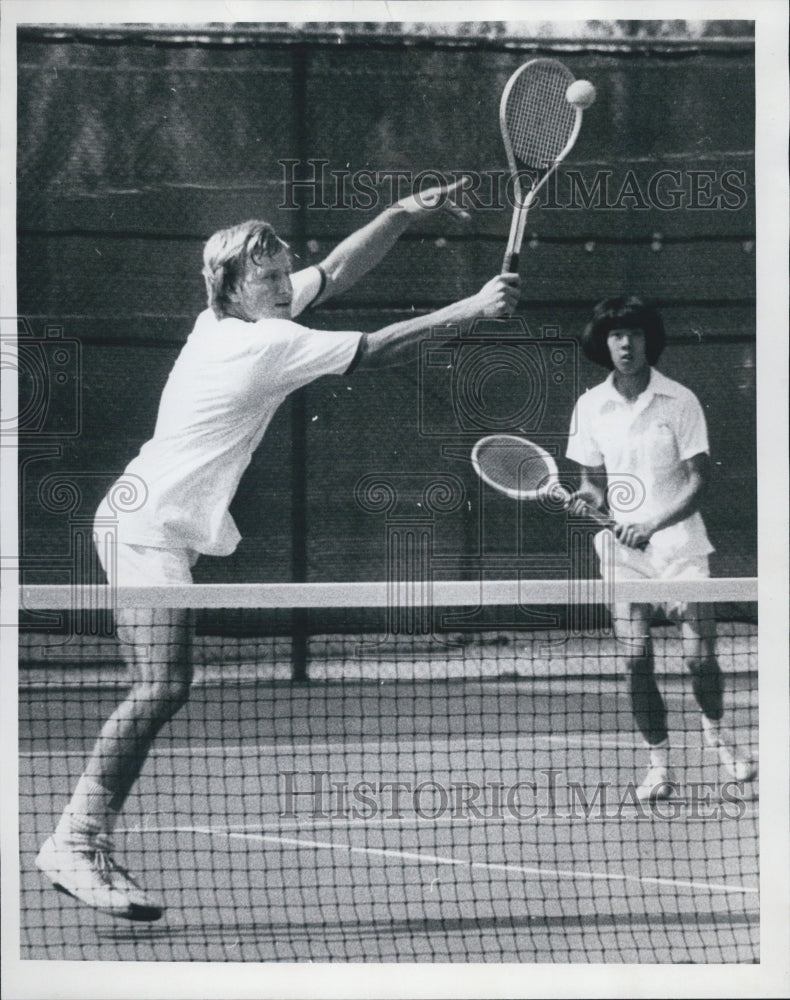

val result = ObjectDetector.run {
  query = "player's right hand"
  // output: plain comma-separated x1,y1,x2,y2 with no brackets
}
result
396,176,472,220
473,274,521,317
614,521,653,550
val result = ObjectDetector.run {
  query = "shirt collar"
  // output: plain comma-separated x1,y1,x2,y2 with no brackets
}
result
599,367,680,406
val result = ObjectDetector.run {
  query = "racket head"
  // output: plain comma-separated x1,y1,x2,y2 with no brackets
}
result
500,58,582,179
471,434,567,502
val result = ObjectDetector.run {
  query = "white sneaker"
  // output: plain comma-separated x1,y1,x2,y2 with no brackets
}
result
636,765,675,802
703,726,758,782
36,834,163,922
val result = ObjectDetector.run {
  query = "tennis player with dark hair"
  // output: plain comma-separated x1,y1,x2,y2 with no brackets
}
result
566,295,756,802
36,182,521,920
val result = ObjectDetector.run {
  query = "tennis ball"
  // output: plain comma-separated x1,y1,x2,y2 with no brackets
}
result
566,79,597,109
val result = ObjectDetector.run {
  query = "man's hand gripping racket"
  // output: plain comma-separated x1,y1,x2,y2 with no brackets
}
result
500,59,595,274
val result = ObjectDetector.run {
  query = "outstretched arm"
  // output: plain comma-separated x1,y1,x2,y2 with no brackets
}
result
313,179,470,304
356,273,521,369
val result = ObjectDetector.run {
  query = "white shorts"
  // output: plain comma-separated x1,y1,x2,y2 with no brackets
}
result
95,534,198,587
594,530,709,621
594,529,710,582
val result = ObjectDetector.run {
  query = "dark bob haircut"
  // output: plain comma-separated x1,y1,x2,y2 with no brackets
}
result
580,296,666,370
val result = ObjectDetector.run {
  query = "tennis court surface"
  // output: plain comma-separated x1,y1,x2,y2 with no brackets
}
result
19,579,758,962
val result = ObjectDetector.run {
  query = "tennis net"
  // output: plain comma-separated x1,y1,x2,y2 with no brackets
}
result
18,578,758,963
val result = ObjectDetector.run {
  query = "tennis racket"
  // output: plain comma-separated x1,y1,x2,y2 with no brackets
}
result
500,59,584,273
471,434,650,555
471,433,607,521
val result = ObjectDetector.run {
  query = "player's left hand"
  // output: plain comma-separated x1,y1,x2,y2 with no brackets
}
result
395,176,471,221
614,521,654,550
566,489,605,518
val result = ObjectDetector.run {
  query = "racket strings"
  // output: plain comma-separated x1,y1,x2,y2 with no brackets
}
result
504,65,577,168
476,441,554,496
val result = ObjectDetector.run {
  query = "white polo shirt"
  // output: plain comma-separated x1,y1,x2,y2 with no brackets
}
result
97,267,364,555
566,367,713,560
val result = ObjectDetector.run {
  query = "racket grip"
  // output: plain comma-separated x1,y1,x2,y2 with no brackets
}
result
503,195,529,274
502,251,520,274
574,502,650,551
552,483,651,554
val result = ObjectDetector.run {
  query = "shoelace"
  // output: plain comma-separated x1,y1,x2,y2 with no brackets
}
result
91,846,116,886
69,835,128,888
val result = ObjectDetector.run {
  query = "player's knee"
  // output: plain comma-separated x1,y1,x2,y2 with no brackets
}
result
156,677,192,716
132,677,192,720
625,653,653,677
685,655,719,679
686,656,722,697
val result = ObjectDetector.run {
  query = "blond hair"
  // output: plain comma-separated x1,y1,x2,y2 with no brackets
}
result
202,220,289,318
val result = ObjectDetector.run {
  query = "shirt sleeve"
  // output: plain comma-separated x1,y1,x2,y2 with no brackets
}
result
290,266,326,317
565,394,604,468
676,389,710,460
274,321,365,393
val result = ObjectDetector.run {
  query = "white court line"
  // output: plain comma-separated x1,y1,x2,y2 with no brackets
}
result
120,792,760,838
19,729,759,759
179,825,758,898
19,732,634,759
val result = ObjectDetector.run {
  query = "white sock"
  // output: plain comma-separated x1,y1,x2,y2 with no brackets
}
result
647,740,670,770
55,776,118,841
701,715,723,744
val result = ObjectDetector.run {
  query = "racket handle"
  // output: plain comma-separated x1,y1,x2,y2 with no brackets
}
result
572,500,650,551
502,194,530,275
577,501,613,529
502,250,520,274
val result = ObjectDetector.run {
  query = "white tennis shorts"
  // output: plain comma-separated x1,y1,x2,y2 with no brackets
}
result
593,529,710,583
95,531,198,587
593,529,709,621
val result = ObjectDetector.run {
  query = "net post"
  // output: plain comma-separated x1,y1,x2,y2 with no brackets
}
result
290,607,309,683
288,41,311,683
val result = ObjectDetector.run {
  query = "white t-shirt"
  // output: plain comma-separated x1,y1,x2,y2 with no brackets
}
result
566,367,713,560
98,267,364,555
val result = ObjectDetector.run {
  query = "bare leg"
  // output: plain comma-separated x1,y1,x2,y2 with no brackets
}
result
679,603,723,723
679,604,756,781
611,601,674,801
81,607,193,812
612,601,667,746
36,607,193,920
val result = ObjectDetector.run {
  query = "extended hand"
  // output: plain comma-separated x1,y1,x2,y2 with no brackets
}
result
395,176,471,221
